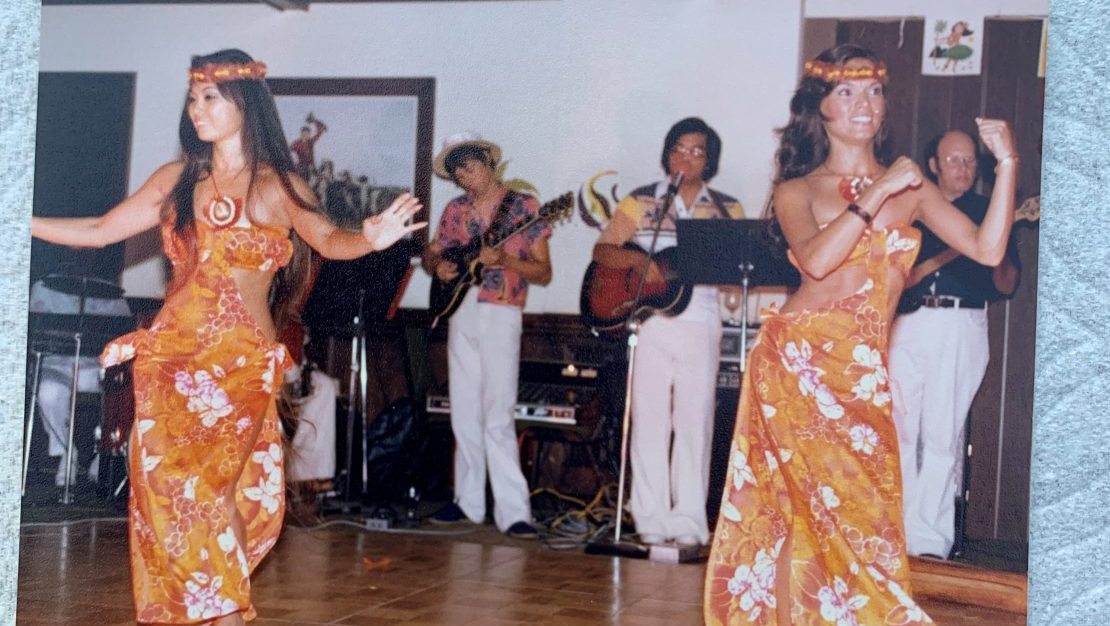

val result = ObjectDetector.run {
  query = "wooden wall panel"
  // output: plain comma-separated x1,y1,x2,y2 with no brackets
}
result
831,19,1044,549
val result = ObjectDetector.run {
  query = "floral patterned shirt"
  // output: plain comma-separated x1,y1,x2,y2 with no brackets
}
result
434,189,551,308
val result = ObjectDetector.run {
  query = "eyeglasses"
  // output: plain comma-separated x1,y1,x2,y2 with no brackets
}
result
671,144,707,159
943,155,977,168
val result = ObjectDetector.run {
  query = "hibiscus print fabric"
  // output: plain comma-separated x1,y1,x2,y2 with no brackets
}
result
705,225,934,625
101,217,293,624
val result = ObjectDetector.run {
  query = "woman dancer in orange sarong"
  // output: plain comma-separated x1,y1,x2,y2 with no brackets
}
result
31,49,425,625
704,43,1018,625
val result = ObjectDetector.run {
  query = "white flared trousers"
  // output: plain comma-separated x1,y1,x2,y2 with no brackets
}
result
889,306,990,557
628,315,722,543
446,290,532,532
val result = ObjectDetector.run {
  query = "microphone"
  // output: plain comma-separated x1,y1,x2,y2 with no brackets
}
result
653,172,684,222
666,172,685,195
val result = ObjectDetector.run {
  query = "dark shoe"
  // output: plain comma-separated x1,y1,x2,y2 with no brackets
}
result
429,502,467,525
506,521,539,539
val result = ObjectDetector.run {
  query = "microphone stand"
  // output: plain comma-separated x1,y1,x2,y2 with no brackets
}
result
336,289,367,513
586,173,683,559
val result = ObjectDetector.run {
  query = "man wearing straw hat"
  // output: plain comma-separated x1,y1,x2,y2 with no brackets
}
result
421,132,552,539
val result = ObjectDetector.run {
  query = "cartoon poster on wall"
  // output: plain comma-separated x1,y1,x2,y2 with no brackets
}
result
922,14,985,76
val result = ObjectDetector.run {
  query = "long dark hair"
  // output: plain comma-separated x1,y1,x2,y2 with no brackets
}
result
165,48,317,332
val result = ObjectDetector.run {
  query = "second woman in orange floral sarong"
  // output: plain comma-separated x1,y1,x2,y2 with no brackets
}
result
31,49,425,625
705,43,1019,625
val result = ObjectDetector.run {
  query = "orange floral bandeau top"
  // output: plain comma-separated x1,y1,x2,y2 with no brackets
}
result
788,223,921,278
164,212,294,274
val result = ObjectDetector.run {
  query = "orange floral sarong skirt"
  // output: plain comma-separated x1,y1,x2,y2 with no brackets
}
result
102,219,292,623
705,225,933,625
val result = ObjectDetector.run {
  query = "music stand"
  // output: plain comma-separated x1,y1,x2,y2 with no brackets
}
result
675,219,800,371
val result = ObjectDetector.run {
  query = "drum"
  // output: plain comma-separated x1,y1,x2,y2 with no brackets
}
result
99,362,134,455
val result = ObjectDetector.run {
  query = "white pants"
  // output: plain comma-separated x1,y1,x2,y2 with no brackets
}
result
628,315,722,543
36,354,101,459
888,306,990,557
288,370,339,482
446,290,532,532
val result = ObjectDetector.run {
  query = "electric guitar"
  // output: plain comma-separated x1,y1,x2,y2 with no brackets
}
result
907,196,1040,288
428,192,573,329
578,243,693,334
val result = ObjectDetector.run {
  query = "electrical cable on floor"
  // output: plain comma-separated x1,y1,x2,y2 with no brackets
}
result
530,481,641,550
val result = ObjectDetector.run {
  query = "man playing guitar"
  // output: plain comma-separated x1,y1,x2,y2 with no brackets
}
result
420,132,550,540
591,117,743,547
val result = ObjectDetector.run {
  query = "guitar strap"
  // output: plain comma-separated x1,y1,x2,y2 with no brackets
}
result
706,188,735,220
481,189,520,246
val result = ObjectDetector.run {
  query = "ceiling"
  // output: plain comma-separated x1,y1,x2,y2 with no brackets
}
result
41,0,513,10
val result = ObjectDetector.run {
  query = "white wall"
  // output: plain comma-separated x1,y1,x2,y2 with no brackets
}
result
39,0,804,314
804,0,1047,18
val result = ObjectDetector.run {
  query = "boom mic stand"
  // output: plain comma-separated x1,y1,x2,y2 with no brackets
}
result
586,172,683,559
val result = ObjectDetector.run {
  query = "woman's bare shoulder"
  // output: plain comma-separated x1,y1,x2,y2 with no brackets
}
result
148,161,186,184
773,177,816,210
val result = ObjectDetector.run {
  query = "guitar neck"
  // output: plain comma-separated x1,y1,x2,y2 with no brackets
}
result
488,213,544,249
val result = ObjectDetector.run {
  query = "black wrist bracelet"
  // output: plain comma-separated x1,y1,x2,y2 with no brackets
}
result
845,202,872,225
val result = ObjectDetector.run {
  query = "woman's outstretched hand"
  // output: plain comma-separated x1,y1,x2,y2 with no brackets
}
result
362,192,427,251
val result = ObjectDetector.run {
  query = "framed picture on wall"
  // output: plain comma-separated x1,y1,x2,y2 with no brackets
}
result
268,77,435,254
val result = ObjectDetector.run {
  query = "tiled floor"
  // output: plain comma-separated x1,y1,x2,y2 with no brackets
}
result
17,513,1026,625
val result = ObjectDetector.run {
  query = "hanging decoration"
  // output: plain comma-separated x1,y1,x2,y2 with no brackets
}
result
922,14,985,76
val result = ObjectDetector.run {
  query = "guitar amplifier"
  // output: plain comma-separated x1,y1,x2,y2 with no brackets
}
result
717,324,759,389
425,360,606,428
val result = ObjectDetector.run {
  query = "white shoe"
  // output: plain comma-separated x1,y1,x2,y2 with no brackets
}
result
86,453,100,484
54,456,78,487
639,533,665,545
674,534,701,547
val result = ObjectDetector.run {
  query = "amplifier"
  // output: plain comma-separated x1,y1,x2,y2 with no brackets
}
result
719,324,759,364
717,362,741,390
717,324,758,389
425,361,605,427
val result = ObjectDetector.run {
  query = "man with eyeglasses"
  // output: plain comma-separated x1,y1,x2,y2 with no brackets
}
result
887,128,1021,560
591,117,743,548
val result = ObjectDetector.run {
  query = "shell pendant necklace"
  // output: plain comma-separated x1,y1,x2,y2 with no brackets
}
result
205,166,244,228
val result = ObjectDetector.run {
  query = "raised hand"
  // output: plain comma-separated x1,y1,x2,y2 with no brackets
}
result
362,192,426,251
871,156,925,200
975,117,1017,161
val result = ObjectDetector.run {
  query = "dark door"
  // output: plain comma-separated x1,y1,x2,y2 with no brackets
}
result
31,72,135,284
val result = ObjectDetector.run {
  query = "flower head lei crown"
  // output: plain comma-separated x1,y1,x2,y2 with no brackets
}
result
804,59,888,84
188,61,268,84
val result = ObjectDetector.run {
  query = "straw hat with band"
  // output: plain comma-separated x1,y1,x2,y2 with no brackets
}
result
433,131,502,180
